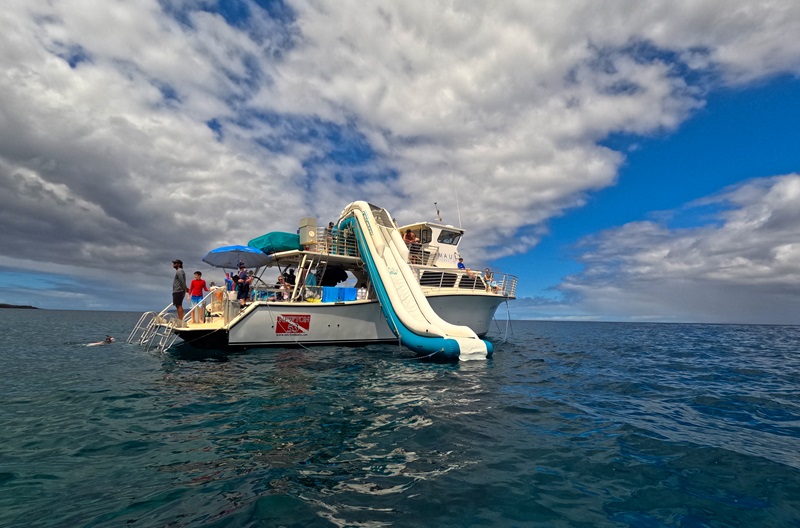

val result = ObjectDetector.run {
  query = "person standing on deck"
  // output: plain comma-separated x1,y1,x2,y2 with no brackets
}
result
404,230,421,263
189,271,209,323
326,222,335,252
233,262,252,307
172,259,188,323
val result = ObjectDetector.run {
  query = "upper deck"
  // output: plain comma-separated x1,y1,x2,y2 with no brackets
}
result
248,217,517,301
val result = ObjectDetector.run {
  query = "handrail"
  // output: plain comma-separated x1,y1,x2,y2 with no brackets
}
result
307,226,360,257
126,303,180,352
250,284,326,302
406,243,438,266
414,268,518,297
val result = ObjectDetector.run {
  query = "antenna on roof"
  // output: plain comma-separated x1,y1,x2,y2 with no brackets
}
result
434,202,442,223
453,174,463,228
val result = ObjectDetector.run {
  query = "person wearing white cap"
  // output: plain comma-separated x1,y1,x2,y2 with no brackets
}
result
233,262,252,308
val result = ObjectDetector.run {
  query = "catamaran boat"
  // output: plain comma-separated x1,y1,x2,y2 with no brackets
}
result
128,201,517,361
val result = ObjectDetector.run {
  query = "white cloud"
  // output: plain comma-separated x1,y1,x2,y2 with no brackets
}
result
555,175,800,323
260,0,800,254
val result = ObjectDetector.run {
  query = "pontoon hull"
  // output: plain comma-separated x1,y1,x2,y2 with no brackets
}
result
173,294,506,349
426,293,508,336
175,300,394,349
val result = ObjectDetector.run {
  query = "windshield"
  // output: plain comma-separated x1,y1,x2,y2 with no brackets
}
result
437,230,462,245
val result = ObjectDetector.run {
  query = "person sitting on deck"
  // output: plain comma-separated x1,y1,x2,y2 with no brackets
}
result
274,275,288,301
458,257,475,278
483,267,498,293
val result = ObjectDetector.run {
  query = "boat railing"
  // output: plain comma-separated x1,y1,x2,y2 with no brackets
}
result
127,303,181,352
308,227,360,257
251,285,306,302
186,287,253,324
250,284,330,303
493,273,518,297
415,268,518,297
200,287,240,324
407,243,438,266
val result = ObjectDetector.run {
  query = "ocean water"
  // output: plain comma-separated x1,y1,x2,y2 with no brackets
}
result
1,309,799,527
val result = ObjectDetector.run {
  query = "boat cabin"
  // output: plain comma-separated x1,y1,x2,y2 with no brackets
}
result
397,222,465,269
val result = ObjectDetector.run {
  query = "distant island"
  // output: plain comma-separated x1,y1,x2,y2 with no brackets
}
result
0,303,39,309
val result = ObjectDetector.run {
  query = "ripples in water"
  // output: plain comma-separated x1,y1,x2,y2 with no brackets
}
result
0,311,799,526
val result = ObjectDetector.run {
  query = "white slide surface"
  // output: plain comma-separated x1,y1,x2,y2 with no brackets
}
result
343,201,488,359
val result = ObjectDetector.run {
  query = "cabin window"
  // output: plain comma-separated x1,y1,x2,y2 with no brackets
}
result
436,230,462,245
420,271,458,288
458,275,481,289
420,228,432,244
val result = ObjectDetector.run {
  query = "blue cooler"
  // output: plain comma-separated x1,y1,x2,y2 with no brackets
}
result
340,288,358,301
322,287,338,303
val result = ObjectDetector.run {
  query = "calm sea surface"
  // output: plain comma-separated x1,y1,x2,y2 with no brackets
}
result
1,309,799,527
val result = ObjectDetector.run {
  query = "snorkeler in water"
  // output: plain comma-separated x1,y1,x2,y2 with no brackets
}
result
87,335,115,346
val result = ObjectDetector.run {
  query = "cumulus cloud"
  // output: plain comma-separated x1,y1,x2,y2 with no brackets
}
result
553,175,800,323
267,1,800,252
1,0,800,310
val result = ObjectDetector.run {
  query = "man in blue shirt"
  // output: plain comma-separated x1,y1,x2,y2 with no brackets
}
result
457,257,475,277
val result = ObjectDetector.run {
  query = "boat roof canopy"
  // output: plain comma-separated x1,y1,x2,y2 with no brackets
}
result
266,250,362,268
248,232,302,254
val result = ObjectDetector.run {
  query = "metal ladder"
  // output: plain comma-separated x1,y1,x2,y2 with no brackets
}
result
127,306,181,353
291,252,324,301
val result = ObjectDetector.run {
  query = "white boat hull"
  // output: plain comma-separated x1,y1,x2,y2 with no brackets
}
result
229,300,395,346
426,293,508,336
174,293,505,349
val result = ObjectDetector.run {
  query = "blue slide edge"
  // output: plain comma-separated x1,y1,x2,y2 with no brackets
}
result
341,216,461,360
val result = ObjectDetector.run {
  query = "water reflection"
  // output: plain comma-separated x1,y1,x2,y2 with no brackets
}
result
145,346,496,525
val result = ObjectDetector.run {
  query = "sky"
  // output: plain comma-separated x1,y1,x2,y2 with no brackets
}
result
1,0,799,324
